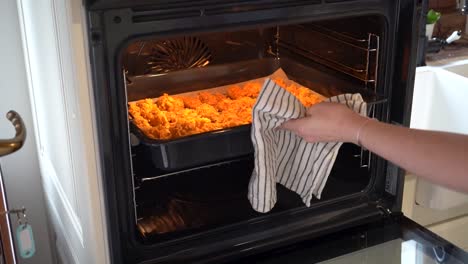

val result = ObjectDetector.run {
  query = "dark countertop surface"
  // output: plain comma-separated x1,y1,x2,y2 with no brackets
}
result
426,33,468,66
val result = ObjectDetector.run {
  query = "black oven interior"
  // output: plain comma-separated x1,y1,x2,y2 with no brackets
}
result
123,15,387,244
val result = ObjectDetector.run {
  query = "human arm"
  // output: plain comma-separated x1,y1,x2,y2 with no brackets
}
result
280,102,468,194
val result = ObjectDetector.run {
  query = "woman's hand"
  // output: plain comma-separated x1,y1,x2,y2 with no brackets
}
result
279,102,368,144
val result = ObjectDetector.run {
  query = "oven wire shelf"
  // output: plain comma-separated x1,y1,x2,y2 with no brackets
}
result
278,24,380,92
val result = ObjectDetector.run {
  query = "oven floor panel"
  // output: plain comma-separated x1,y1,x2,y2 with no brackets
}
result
135,144,370,243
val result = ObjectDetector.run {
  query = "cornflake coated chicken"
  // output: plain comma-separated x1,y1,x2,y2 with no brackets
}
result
198,92,227,106
128,78,323,140
195,103,220,122
218,96,255,127
227,82,261,99
181,96,202,109
155,93,185,111
273,78,322,107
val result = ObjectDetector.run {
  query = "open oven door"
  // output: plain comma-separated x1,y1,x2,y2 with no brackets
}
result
237,215,468,264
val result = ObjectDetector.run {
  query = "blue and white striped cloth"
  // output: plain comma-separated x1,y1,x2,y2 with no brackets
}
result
248,78,367,213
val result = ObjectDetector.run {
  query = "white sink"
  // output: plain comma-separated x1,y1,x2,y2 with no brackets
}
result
410,64,468,213
411,66,468,135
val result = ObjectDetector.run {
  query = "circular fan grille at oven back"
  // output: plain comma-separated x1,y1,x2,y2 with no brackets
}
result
145,37,212,74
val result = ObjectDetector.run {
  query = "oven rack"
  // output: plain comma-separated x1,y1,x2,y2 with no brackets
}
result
138,156,250,183
132,156,253,222
357,100,380,169
123,22,380,94
278,24,380,92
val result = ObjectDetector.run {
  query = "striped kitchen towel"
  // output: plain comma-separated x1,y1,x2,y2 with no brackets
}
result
248,78,367,213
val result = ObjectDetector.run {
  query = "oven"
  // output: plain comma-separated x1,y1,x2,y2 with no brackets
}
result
83,0,467,263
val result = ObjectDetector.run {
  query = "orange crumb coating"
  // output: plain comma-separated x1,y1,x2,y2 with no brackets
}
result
273,78,322,107
128,79,323,140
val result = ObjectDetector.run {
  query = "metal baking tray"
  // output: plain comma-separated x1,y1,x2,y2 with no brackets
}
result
126,58,366,171
130,122,253,171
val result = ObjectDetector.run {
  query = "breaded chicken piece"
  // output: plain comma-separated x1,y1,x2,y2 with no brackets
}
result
227,83,261,99
169,111,212,138
155,93,185,111
273,78,323,107
147,126,171,140
198,92,226,106
215,98,233,112
195,103,220,122
235,96,256,109
181,96,202,109
242,82,262,98
216,96,254,127
227,85,244,100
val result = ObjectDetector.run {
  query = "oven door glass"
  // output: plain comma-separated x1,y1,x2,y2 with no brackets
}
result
240,217,468,264
319,239,463,264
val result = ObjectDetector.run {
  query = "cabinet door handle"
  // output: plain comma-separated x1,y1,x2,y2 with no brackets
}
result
0,111,26,157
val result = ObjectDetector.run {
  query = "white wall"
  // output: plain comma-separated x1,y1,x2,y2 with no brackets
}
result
0,1,56,263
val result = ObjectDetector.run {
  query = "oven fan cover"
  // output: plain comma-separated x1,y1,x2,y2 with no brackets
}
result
143,37,212,74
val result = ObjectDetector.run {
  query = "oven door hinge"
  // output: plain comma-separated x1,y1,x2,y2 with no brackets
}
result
370,198,402,224
375,201,405,222
374,198,395,218
376,204,392,217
